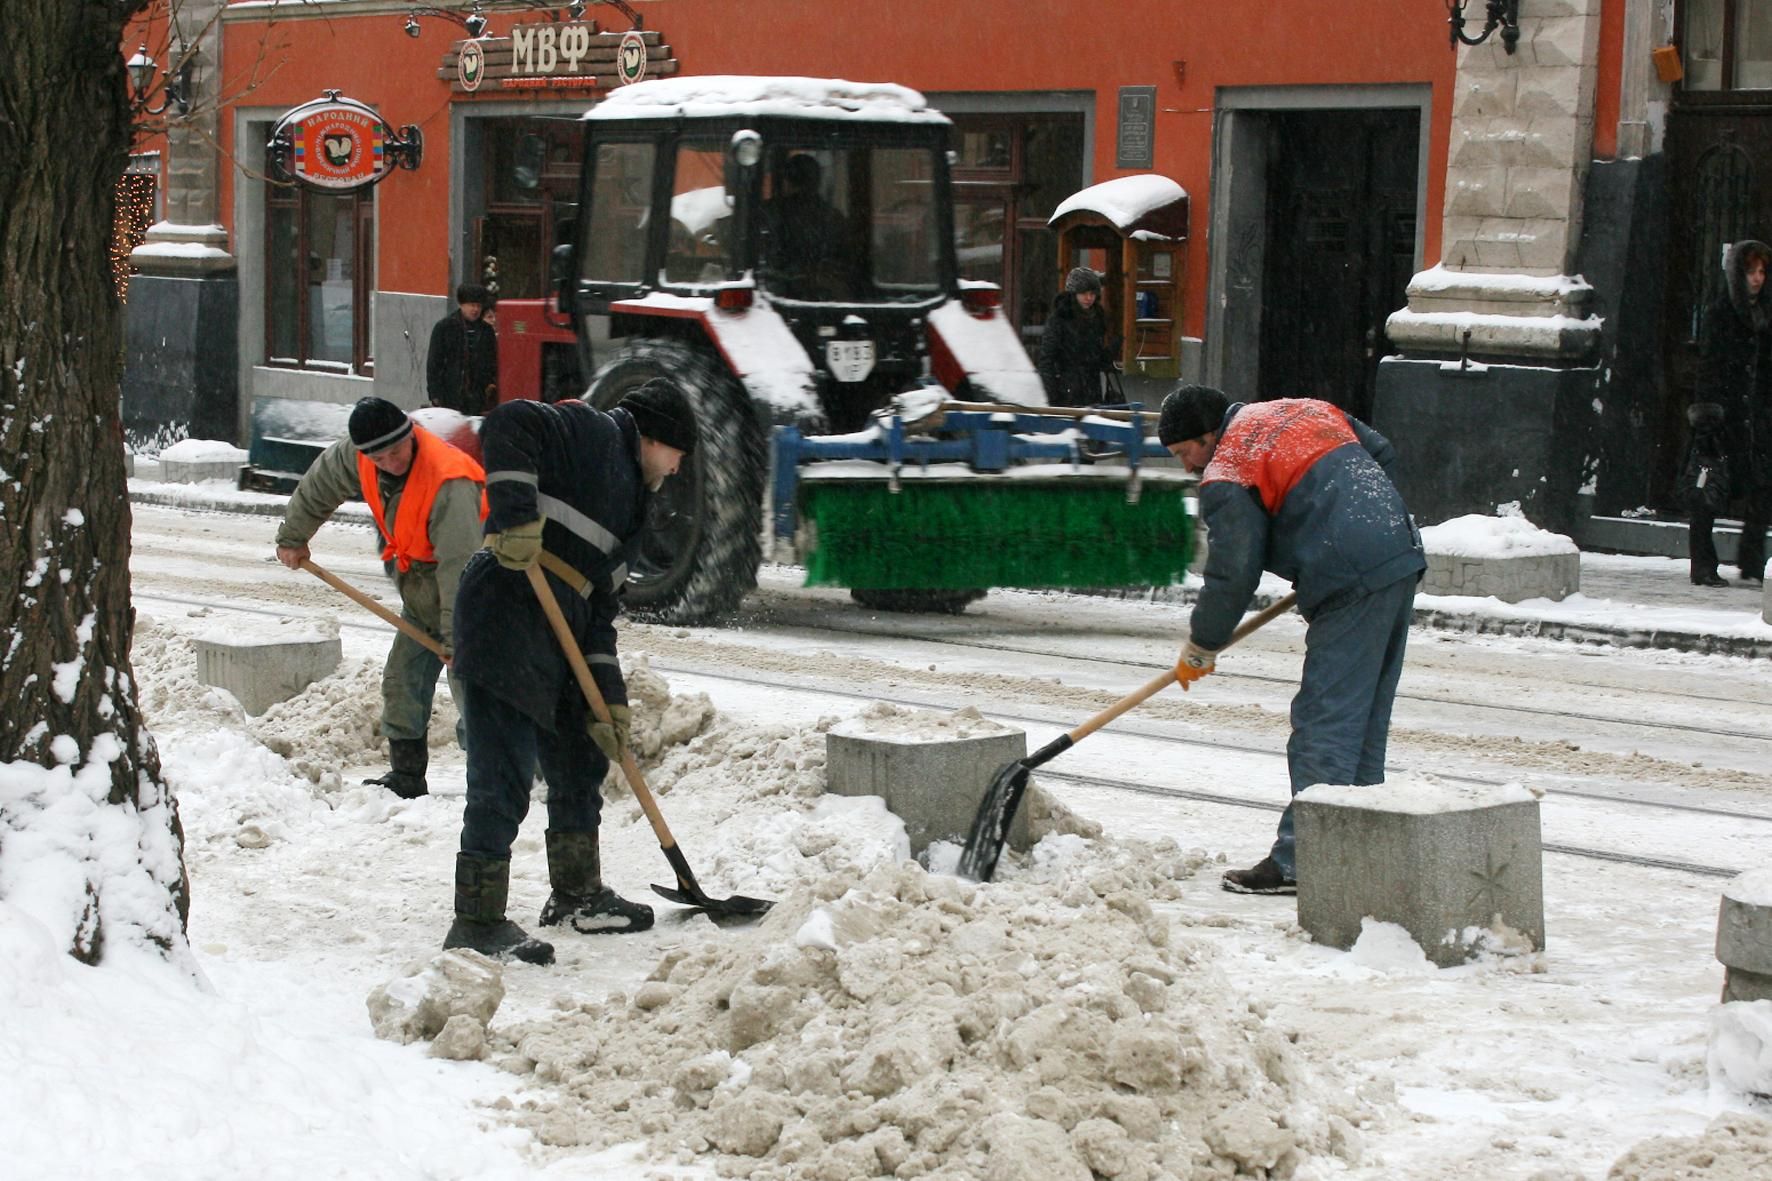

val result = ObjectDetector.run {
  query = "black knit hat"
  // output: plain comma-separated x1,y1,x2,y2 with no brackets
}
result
348,396,413,455
456,282,491,306
620,379,697,455
1157,384,1229,447
1065,266,1102,295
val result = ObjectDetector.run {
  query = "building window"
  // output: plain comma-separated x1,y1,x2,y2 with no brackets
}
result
948,113,1085,350
474,117,584,301
1682,0,1772,91
265,153,375,374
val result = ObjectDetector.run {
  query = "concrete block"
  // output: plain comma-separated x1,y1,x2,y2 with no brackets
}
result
826,705,1028,858
1295,779,1545,968
1719,871,1772,1002
159,439,249,484
195,618,342,716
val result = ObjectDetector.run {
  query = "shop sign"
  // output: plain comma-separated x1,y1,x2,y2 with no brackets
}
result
440,25,676,94
267,91,422,192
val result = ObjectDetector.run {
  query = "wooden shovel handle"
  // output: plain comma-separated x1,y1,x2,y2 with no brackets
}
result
1067,591,1299,744
300,559,446,659
523,564,680,852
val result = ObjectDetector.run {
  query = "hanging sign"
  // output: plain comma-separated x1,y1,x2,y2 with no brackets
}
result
267,91,422,192
438,24,677,94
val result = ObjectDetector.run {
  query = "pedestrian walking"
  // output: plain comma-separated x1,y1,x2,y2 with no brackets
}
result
443,380,695,964
426,282,500,416
1692,239,1771,586
1159,385,1425,894
1038,266,1117,407
275,397,486,798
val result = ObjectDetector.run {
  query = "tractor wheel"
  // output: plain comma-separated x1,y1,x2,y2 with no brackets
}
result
849,588,988,615
587,338,765,624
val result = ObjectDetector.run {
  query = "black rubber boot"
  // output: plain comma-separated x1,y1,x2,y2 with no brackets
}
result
538,830,655,934
443,854,555,965
365,737,429,799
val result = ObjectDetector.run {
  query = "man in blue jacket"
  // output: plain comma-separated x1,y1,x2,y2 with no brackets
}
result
443,380,694,964
1159,385,1424,895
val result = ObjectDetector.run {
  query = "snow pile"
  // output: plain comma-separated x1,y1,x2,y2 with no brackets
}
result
588,75,945,124
828,700,1013,744
1608,1111,1772,1179
1419,512,1578,558
495,842,1371,1180
159,437,249,464
1709,1001,1772,1099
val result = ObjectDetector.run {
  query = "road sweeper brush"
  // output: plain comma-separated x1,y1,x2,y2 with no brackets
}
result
770,392,1195,594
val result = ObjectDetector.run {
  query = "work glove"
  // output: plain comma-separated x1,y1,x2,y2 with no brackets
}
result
1173,639,1217,691
488,517,544,570
588,703,632,763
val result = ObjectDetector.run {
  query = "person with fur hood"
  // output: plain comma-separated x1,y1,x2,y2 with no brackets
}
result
1038,267,1118,407
1690,239,1771,587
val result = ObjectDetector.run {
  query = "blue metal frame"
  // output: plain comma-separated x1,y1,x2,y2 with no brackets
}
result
771,403,1175,543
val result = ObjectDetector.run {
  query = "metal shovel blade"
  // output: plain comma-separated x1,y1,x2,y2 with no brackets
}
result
957,756,1034,883
650,843,774,919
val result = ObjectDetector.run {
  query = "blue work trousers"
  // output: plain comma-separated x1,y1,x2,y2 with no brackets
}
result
1269,574,1416,878
456,677,609,858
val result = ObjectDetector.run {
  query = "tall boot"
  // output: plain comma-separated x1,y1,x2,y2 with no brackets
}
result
443,853,555,965
538,829,654,934
365,738,429,799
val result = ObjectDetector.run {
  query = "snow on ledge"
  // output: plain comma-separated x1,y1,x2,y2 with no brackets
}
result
1408,264,1594,299
1050,174,1187,232
1421,513,1578,558
1724,869,1772,908
1298,776,1538,815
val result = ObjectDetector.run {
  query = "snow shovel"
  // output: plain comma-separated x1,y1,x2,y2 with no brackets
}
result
958,591,1299,883
300,559,446,659
525,564,773,921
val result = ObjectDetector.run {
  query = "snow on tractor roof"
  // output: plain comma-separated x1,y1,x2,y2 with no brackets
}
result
585,75,951,124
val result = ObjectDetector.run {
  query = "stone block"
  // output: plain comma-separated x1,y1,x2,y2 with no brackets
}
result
1528,14,1599,70
1453,73,1517,120
826,705,1028,858
1447,168,1508,219
1514,66,1587,120
1296,779,1545,968
1422,550,1579,602
195,618,342,716
1718,871,1772,1002
1504,167,1580,222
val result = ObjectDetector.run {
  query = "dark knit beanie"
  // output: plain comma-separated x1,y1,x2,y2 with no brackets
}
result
620,379,697,455
1157,385,1230,447
348,396,413,455
1065,266,1102,295
456,282,491,306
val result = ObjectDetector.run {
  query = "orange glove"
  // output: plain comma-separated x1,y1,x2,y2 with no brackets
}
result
1173,639,1217,691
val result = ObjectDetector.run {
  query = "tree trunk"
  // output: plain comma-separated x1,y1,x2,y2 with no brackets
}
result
0,0,189,963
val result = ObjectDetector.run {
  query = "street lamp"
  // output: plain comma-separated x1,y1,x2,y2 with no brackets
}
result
1446,0,1521,54
127,38,196,117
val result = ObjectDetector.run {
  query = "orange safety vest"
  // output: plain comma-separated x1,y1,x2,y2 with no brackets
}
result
1201,399,1357,514
357,424,488,572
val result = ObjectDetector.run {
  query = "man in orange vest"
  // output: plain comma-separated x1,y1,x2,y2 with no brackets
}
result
275,397,487,798
1158,385,1424,895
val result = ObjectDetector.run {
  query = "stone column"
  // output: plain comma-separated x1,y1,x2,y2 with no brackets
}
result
123,0,240,448
1374,1,1608,532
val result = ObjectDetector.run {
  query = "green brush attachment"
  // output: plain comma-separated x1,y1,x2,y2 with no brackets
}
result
797,474,1194,590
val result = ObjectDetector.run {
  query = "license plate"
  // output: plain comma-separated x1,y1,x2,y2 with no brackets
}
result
825,339,877,383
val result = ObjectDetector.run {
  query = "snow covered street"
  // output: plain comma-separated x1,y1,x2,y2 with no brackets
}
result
8,499,1772,1179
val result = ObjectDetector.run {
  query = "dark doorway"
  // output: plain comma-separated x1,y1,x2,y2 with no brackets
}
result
1257,109,1419,421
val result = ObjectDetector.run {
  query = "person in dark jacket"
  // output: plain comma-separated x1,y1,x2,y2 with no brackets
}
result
1692,239,1771,586
443,380,695,965
1038,267,1115,407
1159,385,1424,895
426,282,500,416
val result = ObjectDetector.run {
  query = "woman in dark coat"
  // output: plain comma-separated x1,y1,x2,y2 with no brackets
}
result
1038,266,1115,407
1691,239,1771,586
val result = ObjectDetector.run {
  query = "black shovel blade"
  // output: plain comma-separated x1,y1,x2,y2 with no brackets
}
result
957,757,1033,883
649,842,774,919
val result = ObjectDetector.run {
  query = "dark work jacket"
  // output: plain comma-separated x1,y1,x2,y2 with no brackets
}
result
1189,399,1424,651
1038,292,1112,407
426,310,500,416
1696,239,1772,488
452,400,648,731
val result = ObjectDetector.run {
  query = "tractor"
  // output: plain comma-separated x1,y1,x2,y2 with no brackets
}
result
557,76,1057,623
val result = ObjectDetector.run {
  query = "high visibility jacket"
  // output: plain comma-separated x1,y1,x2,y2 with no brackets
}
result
358,424,488,572
1190,399,1423,648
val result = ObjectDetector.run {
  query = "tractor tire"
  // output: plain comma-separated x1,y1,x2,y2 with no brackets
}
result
587,339,766,624
849,588,988,615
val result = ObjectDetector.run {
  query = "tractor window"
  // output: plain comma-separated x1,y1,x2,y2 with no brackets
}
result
582,141,655,285
872,147,941,295
665,143,732,286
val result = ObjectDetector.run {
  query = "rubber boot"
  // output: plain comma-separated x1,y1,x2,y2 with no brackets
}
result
443,854,555,965
365,738,429,799
538,830,655,934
